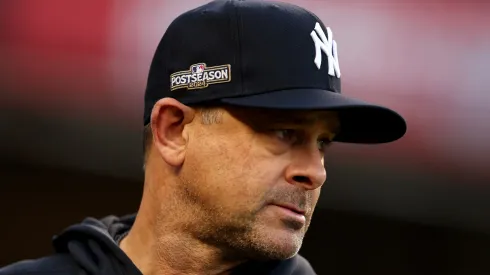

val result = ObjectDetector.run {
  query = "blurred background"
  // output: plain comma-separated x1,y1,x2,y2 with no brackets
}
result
1,0,490,274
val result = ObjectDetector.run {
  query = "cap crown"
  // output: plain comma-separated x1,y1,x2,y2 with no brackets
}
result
144,0,341,124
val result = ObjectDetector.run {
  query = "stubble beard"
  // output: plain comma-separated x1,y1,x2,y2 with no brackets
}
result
177,177,306,262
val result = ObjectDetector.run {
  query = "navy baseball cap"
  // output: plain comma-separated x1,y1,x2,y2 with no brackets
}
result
144,0,406,143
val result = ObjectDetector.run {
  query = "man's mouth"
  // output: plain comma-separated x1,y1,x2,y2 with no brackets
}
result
272,203,306,215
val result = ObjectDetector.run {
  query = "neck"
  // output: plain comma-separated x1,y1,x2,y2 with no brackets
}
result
120,176,244,275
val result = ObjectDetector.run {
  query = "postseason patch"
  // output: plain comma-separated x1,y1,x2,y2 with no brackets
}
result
170,63,231,91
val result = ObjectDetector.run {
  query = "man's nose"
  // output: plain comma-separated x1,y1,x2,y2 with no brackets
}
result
284,147,327,190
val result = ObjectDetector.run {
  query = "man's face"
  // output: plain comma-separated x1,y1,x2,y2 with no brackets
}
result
178,106,339,260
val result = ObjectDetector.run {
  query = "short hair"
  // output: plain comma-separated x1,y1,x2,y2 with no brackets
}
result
142,107,223,168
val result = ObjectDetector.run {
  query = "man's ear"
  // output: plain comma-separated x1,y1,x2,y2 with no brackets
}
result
150,98,195,167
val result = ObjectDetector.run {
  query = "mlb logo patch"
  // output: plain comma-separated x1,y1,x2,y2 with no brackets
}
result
191,64,205,74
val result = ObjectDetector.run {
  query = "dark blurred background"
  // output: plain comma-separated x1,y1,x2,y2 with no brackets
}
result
1,0,490,274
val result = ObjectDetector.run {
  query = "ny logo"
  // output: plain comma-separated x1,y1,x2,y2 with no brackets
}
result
310,22,340,78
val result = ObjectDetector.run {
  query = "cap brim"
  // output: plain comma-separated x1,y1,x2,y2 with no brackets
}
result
220,89,407,144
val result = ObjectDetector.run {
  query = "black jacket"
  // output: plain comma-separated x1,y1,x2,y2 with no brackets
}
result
0,215,316,275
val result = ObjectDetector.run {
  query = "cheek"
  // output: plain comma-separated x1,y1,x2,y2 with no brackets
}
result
217,142,274,208
187,134,284,212
232,148,291,206
182,136,250,209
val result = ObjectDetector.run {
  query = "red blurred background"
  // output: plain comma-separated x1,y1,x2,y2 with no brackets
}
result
1,1,490,274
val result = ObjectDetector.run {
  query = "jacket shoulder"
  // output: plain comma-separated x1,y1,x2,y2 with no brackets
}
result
235,254,316,275
291,254,316,274
0,254,80,275
271,254,316,275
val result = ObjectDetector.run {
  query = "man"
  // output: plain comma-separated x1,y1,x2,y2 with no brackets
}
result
0,0,406,274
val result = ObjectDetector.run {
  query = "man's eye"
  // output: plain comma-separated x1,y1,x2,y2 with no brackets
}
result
273,129,297,142
317,139,332,152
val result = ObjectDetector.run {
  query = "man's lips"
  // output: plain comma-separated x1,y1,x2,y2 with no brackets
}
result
271,203,306,215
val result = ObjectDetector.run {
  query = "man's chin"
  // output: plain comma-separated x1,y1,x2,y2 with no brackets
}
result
244,228,305,260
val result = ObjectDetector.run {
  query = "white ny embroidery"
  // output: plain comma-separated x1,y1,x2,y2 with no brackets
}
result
310,22,340,78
